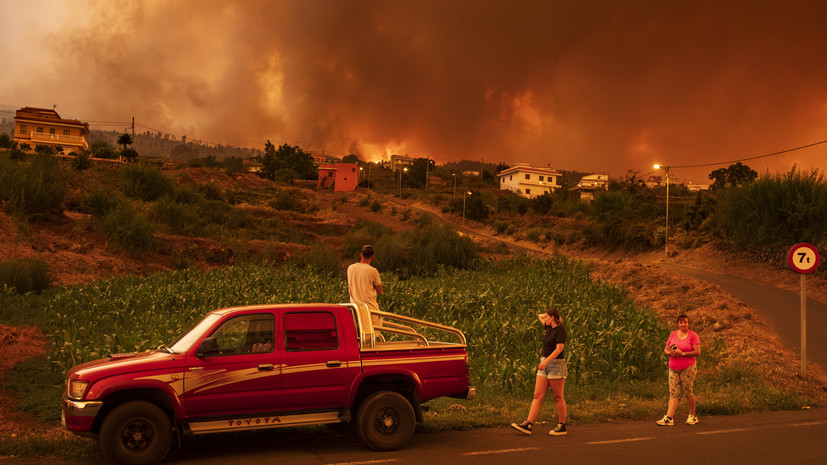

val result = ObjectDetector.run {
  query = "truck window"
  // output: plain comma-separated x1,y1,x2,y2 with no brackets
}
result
209,314,275,355
284,312,338,351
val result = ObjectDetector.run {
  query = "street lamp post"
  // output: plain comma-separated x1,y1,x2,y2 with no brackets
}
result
453,173,456,197
654,164,671,259
462,191,471,225
398,167,407,197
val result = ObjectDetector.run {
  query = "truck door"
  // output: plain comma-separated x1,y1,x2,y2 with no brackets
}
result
280,309,351,410
183,313,281,417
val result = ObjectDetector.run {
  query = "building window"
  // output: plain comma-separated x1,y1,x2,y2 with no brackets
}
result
19,125,26,135
351,168,355,172
63,130,70,136
36,127,44,133
539,176,544,182
525,188,531,195
49,128,56,134
509,175,512,181
525,174,530,180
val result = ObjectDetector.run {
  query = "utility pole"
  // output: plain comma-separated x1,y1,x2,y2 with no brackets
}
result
131,117,135,146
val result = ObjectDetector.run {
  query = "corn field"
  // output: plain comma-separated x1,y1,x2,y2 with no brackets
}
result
47,257,668,393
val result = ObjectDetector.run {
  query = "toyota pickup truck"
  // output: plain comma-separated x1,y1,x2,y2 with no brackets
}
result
62,303,474,464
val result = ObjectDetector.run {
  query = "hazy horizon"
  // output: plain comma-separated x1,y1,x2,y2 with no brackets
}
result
2,0,826,183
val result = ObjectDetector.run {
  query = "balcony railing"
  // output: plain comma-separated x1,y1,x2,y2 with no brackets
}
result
29,132,88,148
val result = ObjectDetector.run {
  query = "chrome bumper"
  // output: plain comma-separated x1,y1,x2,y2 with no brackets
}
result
62,395,104,418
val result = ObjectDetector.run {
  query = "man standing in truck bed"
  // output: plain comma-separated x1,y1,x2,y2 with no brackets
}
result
347,244,383,326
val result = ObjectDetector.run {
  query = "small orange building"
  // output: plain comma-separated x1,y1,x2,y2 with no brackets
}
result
317,162,359,191
13,107,90,152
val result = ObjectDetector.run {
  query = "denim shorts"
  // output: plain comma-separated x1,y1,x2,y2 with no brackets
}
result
537,357,568,379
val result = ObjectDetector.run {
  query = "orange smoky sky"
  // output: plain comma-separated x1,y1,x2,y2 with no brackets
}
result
2,0,826,183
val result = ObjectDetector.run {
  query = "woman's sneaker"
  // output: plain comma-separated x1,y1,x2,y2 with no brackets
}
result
655,415,674,426
548,423,567,436
510,420,533,435
686,414,699,425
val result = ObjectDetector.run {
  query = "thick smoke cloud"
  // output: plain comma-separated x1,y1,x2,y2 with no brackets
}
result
2,0,826,182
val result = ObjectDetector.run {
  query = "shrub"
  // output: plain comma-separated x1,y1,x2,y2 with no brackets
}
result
525,227,544,243
0,259,51,293
586,190,662,250
716,168,827,249
119,164,175,201
0,153,66,219
70,151,92,171
83,188,121,218
295,242,342,276
270,190,305,212
100,207,155,253
374,224,478,277
199,184,224,201
154,196,202,235
343,221,392,258
370,200,382,212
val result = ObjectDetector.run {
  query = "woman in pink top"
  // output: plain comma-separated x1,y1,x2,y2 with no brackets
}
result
656,314,701,426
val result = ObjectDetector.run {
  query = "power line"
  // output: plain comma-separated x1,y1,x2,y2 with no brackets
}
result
668,138,827,169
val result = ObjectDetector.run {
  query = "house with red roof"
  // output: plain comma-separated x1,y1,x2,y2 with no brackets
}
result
13,107,90,152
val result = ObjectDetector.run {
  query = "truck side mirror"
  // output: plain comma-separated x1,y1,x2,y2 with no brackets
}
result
195,337,220,358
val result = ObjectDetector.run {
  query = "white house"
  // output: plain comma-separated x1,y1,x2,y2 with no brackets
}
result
577,174,608,202
497,163,562,198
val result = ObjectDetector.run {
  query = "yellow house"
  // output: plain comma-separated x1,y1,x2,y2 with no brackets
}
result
13,107,90,152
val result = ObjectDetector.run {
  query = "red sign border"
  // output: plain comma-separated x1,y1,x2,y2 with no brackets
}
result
788,243,820,274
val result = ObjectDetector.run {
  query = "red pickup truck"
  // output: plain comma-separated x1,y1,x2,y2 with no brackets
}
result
62,303,474,464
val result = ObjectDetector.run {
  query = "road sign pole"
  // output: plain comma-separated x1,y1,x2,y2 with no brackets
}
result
801,274,807,378
788,243,819,379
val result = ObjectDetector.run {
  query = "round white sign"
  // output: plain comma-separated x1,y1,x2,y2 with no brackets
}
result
788,243,820,274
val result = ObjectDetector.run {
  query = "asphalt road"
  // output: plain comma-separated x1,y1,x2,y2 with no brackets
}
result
659,263,827,372
115,407,827,465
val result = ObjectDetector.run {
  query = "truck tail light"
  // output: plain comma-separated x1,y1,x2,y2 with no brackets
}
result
66,378,89,400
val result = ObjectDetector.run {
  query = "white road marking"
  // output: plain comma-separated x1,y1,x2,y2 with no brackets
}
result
587,437,654,445
462,447,541,456
329,460,399,465
791,420,827,427
696,427,754,435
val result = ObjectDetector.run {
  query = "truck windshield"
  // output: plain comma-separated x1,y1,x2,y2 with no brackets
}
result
167,314,222,353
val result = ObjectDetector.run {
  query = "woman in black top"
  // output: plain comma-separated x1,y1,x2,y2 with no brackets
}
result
510,307,568,436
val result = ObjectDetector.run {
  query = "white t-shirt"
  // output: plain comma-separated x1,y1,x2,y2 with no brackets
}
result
347,262,382,311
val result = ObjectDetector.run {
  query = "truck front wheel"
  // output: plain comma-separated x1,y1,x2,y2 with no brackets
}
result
357,391,415,451
99,401,172,465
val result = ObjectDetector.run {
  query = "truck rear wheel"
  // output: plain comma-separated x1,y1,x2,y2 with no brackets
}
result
99,401,172,465
357,391,415,451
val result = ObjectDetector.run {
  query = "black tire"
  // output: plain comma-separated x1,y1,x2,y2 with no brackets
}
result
356,391,416,451
99,401,172,465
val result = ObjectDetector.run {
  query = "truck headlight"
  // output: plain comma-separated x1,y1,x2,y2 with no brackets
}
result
66,379,89,400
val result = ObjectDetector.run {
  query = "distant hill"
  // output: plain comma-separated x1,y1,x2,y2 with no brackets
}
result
89,129,261,161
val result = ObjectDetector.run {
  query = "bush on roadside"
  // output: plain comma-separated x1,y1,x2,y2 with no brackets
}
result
0,259,52,294
100,206,155,253
716,168,827,250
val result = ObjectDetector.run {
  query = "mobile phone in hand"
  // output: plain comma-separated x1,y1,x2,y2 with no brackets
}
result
669,344,677,351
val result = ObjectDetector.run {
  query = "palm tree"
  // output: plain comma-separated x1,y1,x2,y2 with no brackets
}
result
117,133,133,151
